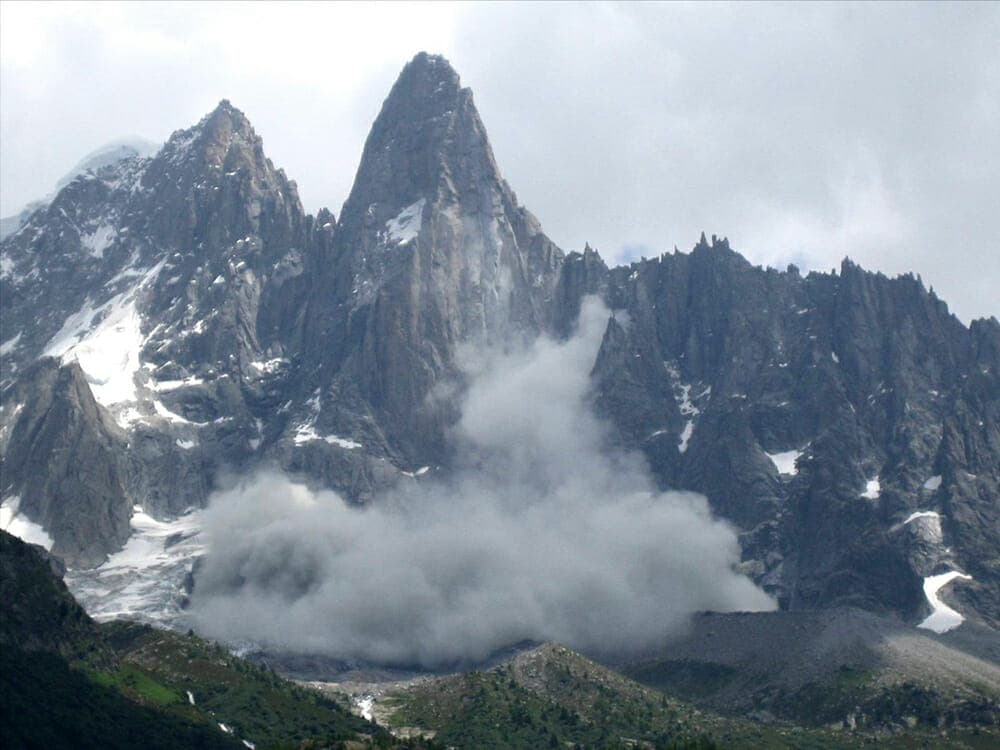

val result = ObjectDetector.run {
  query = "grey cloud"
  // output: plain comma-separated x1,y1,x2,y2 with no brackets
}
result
188,299,774,668
451,2,1000,322
2,3,996,321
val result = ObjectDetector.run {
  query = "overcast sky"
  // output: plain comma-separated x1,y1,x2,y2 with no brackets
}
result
2,1,997,321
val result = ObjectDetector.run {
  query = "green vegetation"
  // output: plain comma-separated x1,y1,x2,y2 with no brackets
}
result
383,644,872,749
95,621,392,749
88,662,183,706
0,530,440,750
2,619,448,750
2,532,997,749
0,647,241,750
629,655,1000,740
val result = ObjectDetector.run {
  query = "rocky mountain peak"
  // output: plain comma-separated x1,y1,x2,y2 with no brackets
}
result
297,53,566,469
390,52,463,107
152,99,262,177
338,52,500,229
131,97,303,258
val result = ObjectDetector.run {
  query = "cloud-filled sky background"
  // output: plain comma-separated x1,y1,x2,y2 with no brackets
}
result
2,1,997,321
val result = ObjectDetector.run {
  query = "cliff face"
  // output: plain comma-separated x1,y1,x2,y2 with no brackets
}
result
300,52,563,467
1,55,997,633
571,236,1000,624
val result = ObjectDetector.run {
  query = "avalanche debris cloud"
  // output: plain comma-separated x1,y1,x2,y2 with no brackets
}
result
188,299,775,667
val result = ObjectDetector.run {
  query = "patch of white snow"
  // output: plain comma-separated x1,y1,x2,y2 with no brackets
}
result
248,358,286,375
923,475,942,491
385,199,425,244
918,571,972,634
905,510,941,525
80,224,116,258
44,292,143,405
292,423,361,449
861,477,881,500
767,448,804,476
663,362,709,455
43,261,164,414
678,420,695,453
64,506,204,625
1,332,21,355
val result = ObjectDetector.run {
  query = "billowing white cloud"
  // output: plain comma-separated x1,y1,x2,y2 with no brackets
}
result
189,299,774,667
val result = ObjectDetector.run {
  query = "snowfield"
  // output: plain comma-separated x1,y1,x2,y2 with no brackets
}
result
65,506,204,626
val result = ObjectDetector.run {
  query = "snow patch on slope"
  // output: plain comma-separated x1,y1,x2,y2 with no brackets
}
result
80,224,117,258
861,477,881,499
1,332,21,356
44,261,166,427
153,376,206,391
65,506,204,626
663,362,710,454
291,389,362,448
905,510,941,525
292,424,362,449
385,199,425,244
918,571,972,634
767,448,803,476
45,293,143,404
43,261,164,415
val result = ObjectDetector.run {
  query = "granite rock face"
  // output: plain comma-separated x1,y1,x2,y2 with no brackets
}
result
1,55,997,635
299,52,563,469
574,236,1000,625
1,360,131,567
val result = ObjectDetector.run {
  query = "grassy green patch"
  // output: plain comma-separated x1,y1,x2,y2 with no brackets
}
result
89,662,182,706
384,646,865,750
101,621,384,748
0,647,241,750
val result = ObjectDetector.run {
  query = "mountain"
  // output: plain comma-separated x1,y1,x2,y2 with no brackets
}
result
624,609,1000,729
337,640,998,748
582,237,1000,628
0,138,159,241
299,52,563,468
3,527,997,748
0,527,104,659
0,529,413,749
1,51,998,649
